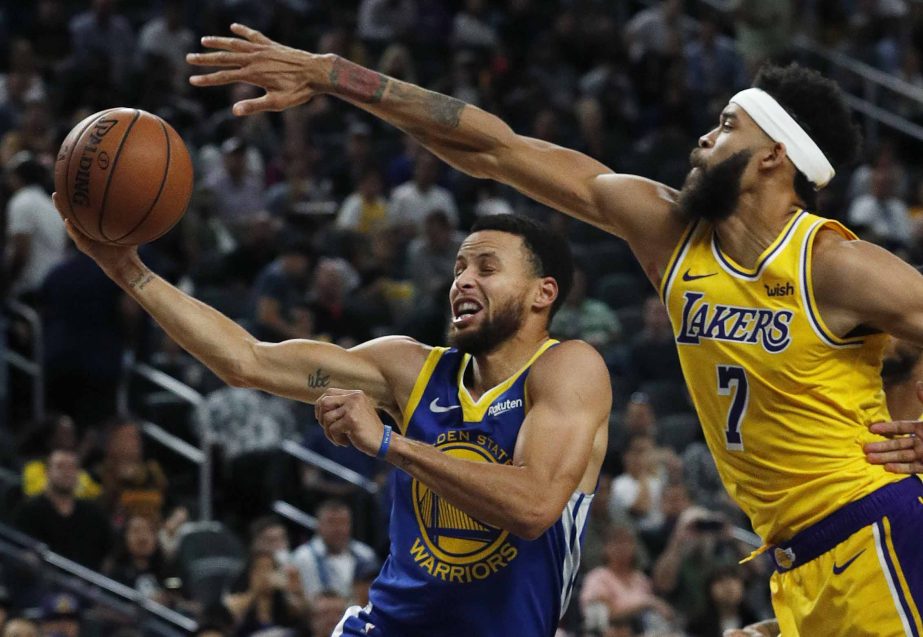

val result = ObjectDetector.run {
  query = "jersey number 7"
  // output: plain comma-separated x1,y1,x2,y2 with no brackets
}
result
717,365,749,451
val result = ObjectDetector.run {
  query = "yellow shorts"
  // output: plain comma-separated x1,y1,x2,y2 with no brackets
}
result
769,478,923,637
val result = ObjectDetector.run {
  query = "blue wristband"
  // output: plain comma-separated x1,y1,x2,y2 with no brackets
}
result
377,424,393,459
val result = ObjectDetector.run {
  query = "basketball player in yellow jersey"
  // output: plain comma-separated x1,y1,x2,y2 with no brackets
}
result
191,27,923,635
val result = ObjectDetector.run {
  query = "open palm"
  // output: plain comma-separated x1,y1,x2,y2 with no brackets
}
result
187,23,321,116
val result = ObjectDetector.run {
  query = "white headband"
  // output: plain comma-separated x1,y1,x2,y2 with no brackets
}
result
729,88,835,189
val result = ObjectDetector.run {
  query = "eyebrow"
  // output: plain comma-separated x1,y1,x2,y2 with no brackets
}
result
720,111,739,123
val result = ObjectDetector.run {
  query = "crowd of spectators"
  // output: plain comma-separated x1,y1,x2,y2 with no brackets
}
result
4,1,923,635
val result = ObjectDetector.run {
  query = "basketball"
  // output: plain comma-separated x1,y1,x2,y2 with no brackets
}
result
54,107,194,246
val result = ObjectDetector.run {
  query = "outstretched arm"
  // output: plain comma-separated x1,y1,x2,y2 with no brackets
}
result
187,25,685,273
53,195,426,412
315,341,611,539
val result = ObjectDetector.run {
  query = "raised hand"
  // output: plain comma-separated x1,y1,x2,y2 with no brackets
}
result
187,23,322,116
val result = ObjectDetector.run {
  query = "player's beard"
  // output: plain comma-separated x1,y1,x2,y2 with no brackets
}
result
678,149,753,222
448,294,526,356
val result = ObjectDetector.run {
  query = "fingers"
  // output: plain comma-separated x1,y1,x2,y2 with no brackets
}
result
186,51,251,68
869,421,921,436
234,94,281,116
884,461,923,474
231,22,273,45
189,69,245,87
195,35,261,54
866,447,920,464
864,437,916,454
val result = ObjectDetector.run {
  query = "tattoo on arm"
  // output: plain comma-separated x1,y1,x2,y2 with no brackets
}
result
388,80,465,128
329,56,388,103
128,269,154,291
307,368,331,389
328,56,466,129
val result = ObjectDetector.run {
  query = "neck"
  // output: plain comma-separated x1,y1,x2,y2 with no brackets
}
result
466,329,549,399
47,490,75,514
714,186,800,269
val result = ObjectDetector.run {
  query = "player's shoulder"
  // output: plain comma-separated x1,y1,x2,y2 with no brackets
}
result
529,340,609,390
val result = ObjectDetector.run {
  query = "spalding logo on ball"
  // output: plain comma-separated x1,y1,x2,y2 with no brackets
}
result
55,108,194,246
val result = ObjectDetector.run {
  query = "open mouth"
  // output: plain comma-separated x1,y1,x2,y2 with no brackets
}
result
452,299,484,327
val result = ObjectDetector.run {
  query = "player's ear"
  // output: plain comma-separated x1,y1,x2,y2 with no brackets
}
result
760,142,787,171
534,277,558,312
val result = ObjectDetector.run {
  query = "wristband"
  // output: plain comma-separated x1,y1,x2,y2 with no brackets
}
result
377,425,393,459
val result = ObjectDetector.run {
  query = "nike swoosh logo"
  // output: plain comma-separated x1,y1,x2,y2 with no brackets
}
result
682,269,718,282
833,549,865,575
430,398,461,413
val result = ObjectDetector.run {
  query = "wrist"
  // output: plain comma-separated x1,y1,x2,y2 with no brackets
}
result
109,254,151,290
311,53,339,95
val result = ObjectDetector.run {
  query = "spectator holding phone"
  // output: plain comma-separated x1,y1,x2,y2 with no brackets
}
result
222,550,308,637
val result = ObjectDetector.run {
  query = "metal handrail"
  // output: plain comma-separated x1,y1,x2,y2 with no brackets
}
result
0,521,197,634
281,439,379,494
5,300,45,422
272,500,318,530
121,354,212,521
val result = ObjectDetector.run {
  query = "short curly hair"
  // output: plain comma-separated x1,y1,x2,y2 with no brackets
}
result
753,63,862,208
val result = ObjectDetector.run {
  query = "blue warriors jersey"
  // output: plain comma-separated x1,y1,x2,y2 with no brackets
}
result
368,341,593,637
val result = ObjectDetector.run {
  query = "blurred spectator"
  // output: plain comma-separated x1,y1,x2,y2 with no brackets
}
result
624,0,683,63
357,0,416,48
0,97,56,166
68,0,136,89
388,153,459,236
0,39,47,132
378,44,419,84
682,435,743,524
579,524,674,633
729,0,793,72
264,140,335,218
248,516,291,564
550,266,622,350
405,210,465,300
307,258,374,344
41,247,139,429
222,550,308,636
19,413,100,500
335,167,389,235
1,618,39,637
581,473,614,571
137,0,194,94
309,590,349,637
609,434,667,533
473,181,515,218
202,137,267,224
4,152,65,301
249,237,314,342
290,500,378,602
23,0,71,75
686,566,761,637
103,514,171,604
97,420,169,525
14,449,113,570
652,507,742,622
625,296,684,391
328,122,377,199
684,13,748,130
848,165,912,251
452,0,500,51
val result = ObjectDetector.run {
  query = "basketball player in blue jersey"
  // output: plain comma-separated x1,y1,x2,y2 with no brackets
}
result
54,203,611,635
189,25,923,636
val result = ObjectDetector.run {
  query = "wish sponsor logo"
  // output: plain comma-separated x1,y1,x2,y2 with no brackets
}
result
488,398,523,417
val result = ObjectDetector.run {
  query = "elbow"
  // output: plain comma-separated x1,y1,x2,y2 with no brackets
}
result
220,343,258,388
511,504,559,541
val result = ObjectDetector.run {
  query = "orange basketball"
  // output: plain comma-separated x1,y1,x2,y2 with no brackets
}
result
54,108,194,246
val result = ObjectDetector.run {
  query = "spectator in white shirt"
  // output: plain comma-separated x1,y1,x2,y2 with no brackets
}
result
291,500,379,602
388,152,458,237
848,165,913,250
5,152,65,300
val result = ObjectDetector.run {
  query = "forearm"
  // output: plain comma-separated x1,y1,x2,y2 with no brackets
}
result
387,434,553,539
651,539,684,593
315,55,510,179
106,254,257,385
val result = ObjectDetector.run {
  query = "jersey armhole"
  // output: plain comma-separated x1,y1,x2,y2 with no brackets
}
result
659,219,699,303
800,220,865,348
399,347,447,434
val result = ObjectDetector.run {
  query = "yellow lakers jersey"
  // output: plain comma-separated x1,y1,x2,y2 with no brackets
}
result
660,210,901,543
